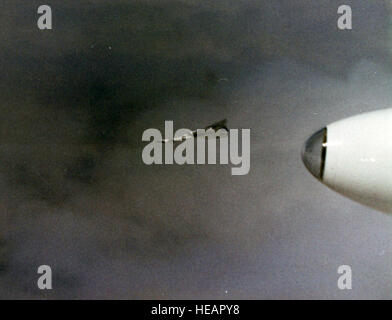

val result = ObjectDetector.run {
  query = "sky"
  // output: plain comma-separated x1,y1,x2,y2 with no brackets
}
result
1,0,392,299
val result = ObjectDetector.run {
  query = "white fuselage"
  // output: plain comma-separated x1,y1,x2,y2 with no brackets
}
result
303,108,392,213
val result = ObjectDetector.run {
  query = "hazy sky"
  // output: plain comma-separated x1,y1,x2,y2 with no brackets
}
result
1,0,392,299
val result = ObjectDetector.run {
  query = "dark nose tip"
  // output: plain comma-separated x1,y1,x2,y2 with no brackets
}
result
302,127,327,180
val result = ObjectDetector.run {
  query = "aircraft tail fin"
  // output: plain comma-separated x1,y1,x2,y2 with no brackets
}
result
203,119,228,133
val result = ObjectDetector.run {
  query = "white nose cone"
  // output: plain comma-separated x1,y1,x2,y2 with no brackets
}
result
302,109,392,213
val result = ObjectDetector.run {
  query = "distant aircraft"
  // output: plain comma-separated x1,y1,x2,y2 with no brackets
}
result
160,119,228,143
302,109,392,213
